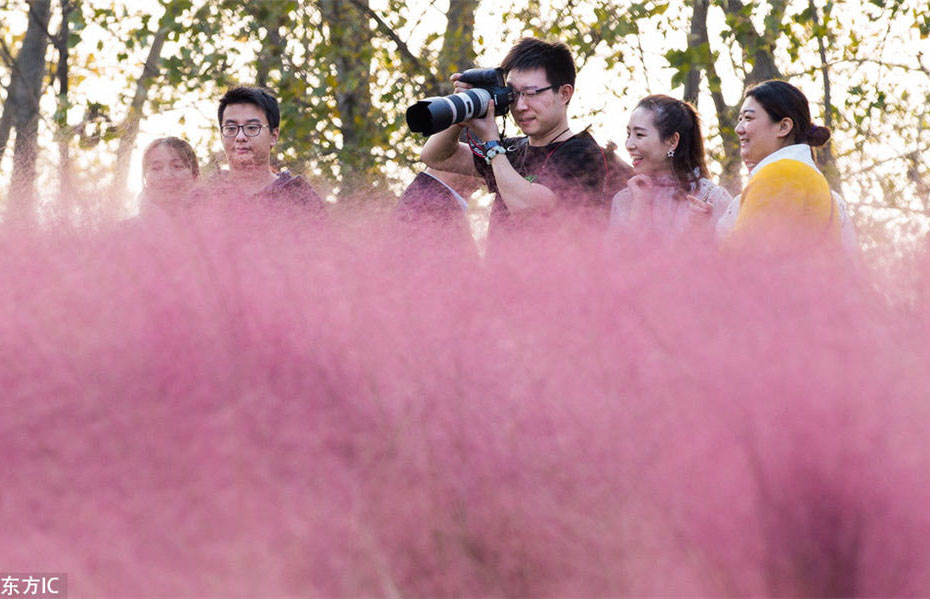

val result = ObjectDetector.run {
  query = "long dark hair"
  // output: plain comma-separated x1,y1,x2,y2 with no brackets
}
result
635,95,708,190
745,80,831,147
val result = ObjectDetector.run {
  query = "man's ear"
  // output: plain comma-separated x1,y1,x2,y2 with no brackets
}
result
776,117,794,140
559,83,574,105
270,127,280,145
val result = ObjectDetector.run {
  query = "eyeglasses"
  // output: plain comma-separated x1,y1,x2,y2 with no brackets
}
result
512,85,558,100
221,123,269,138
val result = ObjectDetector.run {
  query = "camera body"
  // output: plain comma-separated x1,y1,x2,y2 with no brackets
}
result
456,68,513,117
406,68,514,136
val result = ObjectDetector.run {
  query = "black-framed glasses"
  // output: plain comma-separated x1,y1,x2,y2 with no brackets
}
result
512,85,558,100
221,123,269,137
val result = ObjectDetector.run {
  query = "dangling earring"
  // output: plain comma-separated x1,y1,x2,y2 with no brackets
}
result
666,149,675,158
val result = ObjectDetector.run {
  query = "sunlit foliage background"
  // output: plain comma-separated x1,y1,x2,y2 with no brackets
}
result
1,0,928,249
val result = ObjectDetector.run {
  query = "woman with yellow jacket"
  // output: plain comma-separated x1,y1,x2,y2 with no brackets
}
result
725,80,843,250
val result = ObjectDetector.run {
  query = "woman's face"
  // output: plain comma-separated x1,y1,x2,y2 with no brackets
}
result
624,106,676,176
143,144,197,197
735,96,790,166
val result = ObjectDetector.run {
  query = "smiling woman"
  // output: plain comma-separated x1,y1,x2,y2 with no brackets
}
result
724,80,843,251
608,95,732,241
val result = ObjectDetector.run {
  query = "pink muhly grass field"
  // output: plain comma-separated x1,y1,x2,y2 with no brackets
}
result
1,201,929,597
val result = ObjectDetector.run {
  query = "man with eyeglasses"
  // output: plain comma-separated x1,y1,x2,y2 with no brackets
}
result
420,37,609,241
201,86,325,215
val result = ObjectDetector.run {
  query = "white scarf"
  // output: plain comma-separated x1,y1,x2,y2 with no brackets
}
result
748,144,819,179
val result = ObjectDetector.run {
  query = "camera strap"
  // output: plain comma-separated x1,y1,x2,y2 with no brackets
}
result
516,128,574,181
465,129,491,160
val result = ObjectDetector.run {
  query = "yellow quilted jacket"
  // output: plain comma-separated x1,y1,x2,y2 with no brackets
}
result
726,144,841,249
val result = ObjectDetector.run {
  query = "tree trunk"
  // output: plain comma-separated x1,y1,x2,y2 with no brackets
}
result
110,19,169,197
809,0,841,192
723,0,783,84
683,0,709,105
56,0,76,203
436,0,476,95
0,38,19,164
686,0,742,192
255,8,287,89
0,77,16,166
680,0,786,194
320,0,378,200
6,0,53,221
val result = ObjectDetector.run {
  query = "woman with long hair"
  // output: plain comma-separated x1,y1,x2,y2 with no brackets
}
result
609,94,731,239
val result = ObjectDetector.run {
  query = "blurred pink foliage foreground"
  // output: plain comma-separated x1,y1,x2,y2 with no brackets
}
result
1,203,929,597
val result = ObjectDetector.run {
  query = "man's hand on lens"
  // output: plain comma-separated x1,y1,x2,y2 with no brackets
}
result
468,99,500,142
449,73,472,130
451,73,472,94
448,73,500,140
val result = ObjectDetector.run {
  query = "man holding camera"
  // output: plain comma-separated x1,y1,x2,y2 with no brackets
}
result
420,37,608,239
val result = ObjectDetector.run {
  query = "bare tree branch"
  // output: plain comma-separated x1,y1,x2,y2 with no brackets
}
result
636,28,652,91
0,36,16,68
110,18,169,195
846,143,930,177
784,58,930,79
346,0,441,92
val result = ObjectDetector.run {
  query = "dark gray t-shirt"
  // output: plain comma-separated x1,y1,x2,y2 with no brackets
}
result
473,130,608,237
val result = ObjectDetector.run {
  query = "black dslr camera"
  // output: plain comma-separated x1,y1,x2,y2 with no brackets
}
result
406,68,514,136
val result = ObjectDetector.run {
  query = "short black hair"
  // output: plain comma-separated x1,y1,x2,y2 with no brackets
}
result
500,37,576,88
745,80,831,147
217,86,280,130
